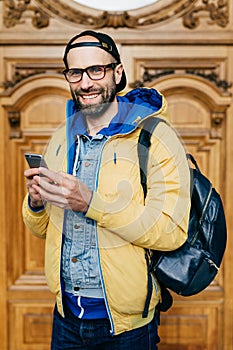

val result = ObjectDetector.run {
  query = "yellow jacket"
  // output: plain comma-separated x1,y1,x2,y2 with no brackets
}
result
22,88,190,335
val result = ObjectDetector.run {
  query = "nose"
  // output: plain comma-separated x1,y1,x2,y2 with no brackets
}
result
79,71,93,90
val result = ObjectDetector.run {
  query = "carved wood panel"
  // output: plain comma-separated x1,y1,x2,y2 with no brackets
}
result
8,301,54,350
1,72,70,349
2,0,229,30
0,44,232,349
159,301,223,349
147,60,230,350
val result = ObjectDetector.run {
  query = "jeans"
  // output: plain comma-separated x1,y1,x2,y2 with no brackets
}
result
51,305,160,350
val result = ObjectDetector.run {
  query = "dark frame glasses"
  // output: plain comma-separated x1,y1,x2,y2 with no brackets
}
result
63,63,118,83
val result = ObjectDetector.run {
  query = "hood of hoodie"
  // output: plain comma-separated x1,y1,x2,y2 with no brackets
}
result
65,88,169,173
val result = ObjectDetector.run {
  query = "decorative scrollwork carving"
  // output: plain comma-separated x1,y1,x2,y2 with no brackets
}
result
8,110,22,139
186,69,232,91
2,0,229,31
2,69,46,90
210,111,226,138
212,112,225,125
3,0,228,29
129,68,176,88
1,64,63,93
3,0,49,29
95,12,137,29
183,0,228,29
34,0,196,28
130,66,232,94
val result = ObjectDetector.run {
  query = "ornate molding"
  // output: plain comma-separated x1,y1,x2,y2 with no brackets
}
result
186,69,232,91
183,0,228,29
211,111,225,139
28,0,198,28
130,66,232,94
3,69,45,90
8,110,22,139
3,0,49,29
2,0,229,29
1,63,63,93
211,111,225,125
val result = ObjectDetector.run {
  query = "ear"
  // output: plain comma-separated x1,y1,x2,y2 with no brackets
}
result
114,64,124,85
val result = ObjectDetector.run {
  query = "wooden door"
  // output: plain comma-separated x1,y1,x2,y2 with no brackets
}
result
0,52,231,350
0,73,70,350
154,74,230,350
122,44,232,349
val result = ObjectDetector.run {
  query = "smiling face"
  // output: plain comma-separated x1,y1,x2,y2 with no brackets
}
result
66,36,123,119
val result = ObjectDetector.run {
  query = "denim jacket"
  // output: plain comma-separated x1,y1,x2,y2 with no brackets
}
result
22,88,191,335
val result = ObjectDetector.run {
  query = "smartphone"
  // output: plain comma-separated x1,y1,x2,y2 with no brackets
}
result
24,153,48,168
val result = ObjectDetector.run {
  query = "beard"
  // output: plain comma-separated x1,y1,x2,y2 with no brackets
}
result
71,78,117,118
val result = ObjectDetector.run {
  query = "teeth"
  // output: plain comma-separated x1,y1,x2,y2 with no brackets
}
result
82,94,98,100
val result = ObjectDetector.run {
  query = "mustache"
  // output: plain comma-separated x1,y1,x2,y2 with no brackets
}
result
71,89,102,111
74,88,103,96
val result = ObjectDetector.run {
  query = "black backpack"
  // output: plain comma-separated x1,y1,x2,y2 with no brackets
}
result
138,117,227,318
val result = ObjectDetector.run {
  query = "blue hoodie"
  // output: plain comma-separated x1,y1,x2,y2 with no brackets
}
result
65,88,163,174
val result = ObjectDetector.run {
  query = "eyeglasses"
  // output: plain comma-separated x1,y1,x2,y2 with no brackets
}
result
63,63,118,83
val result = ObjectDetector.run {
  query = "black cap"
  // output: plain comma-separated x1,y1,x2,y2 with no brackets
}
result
63,30,127,93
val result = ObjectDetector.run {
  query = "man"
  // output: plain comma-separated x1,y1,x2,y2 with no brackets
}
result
22,30,191,350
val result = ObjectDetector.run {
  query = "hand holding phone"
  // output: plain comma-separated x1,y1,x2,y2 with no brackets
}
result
24,153,47,208
24,153,48,169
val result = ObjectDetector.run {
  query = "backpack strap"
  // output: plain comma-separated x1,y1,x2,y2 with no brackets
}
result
138,117,166,318
138,117,165,198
